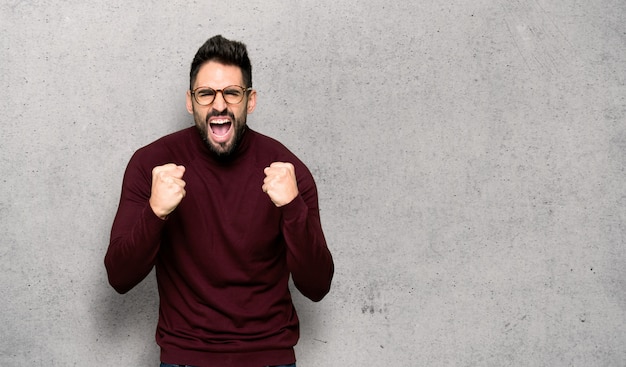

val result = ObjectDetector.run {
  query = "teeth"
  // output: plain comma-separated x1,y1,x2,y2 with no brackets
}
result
211,119,229,124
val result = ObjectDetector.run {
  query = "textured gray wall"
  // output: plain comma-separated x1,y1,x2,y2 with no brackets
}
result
1,0,625,365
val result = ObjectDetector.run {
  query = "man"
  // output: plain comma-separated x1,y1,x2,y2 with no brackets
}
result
105,35,334,367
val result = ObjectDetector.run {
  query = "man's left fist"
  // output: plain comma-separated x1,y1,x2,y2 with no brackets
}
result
262,162,298,207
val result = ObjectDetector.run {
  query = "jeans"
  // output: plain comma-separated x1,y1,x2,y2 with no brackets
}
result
160,364,296,367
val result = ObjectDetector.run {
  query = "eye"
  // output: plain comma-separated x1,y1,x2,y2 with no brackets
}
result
197,89,215,97
224,88,243,97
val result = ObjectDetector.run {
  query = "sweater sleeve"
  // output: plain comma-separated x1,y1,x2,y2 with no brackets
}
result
104,154,165,294
280,175,334,302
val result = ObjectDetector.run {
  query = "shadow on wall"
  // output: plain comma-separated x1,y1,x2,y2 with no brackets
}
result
92,271,160,364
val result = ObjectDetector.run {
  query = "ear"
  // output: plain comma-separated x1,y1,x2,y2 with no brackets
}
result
246,89,257,114
186,90,194,114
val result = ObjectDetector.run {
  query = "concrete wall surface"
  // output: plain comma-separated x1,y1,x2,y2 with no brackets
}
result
1,0,625,365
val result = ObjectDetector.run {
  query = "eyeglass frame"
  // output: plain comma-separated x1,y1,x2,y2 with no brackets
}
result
190,85,253,106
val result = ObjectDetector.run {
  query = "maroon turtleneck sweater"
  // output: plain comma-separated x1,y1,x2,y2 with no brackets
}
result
105,127,334,367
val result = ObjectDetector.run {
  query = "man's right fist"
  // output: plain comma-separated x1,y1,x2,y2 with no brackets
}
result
149,164,186,219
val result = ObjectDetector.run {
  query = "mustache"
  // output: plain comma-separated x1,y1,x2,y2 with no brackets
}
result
205,108,235,123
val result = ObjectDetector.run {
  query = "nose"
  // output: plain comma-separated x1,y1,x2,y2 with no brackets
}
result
211,90,228,111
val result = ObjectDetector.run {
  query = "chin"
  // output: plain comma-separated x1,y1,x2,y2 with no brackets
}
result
211,143,235,157
208,135,241,158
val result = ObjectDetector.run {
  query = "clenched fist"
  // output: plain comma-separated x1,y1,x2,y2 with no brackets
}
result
149,164,186,219
262,162,298,207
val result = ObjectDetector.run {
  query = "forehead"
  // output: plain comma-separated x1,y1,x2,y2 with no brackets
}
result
193,61,244,89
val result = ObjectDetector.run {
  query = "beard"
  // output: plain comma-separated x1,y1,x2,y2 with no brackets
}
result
193,108,247,159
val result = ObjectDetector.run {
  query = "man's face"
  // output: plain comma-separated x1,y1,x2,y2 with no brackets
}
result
186,61,256,157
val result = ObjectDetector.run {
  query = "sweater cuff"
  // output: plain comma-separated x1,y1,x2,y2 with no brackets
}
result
280,194,307,221
143,203,169,229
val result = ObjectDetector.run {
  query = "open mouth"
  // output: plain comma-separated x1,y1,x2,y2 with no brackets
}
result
210,119,232,137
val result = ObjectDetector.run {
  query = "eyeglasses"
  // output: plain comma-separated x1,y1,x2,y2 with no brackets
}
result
190,85,252,106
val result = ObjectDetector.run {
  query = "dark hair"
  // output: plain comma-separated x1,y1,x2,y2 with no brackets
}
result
189,35,252,90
